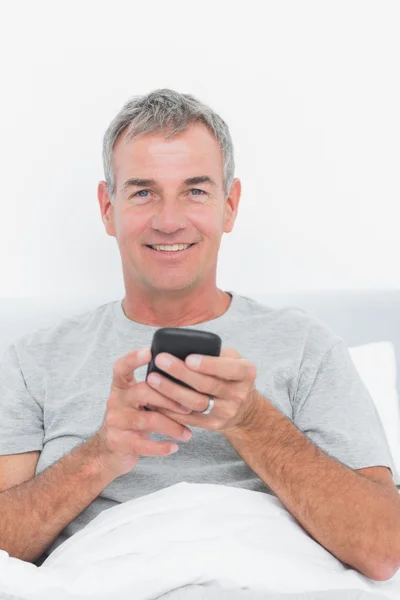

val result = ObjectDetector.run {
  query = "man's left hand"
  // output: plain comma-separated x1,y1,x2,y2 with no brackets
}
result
145,347,261,434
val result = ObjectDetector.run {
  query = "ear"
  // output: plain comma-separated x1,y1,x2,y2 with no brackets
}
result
223,178,241,234
98,181,116,237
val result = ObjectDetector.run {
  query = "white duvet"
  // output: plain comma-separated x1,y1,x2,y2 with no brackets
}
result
0,482,399,600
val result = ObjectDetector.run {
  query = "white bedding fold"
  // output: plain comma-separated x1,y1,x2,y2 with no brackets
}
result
0,483,399,600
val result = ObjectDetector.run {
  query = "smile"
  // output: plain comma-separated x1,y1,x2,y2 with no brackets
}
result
145,243,196,256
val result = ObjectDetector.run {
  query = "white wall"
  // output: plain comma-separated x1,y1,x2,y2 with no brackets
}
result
1,0,399,301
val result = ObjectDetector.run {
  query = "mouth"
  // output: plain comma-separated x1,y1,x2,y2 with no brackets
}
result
145,243,196,255
146,242,196,254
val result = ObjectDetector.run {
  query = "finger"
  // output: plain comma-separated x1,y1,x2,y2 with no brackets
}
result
115,429,180,457
112,348,151,390
220,347,242,359
185,354,256,382
154,353,221,396
111,406,193,443
132,381,193,414
147,372,210,413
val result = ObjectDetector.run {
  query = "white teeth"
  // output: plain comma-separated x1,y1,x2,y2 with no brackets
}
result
150,244,191,252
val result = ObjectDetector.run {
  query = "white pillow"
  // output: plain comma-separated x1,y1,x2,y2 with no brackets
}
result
349,341,400,476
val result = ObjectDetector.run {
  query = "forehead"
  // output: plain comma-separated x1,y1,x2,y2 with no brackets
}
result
112,122,223,188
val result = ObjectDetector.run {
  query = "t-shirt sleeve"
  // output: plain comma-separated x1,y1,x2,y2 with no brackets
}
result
293,337,400,486
0,343,44,454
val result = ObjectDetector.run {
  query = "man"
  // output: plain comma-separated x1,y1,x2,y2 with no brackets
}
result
0,88,399,581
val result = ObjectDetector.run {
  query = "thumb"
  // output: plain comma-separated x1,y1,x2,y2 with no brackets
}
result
112,347,152,390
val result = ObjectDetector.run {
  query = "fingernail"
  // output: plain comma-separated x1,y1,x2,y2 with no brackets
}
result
148,373,161,386
156,354,172,369
138,348,150,360
186,355,202,368
177,404,192,414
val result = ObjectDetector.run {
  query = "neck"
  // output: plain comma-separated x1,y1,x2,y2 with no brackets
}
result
121,287,232,327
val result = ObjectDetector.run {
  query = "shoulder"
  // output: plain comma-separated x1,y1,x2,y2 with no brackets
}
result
234,292,342,354
4,301,116,368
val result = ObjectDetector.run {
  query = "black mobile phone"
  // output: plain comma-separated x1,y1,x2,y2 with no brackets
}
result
144,327,222,410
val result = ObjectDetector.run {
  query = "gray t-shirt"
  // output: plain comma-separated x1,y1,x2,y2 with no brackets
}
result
0,290,398,562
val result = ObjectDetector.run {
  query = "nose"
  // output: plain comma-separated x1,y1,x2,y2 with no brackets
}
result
150,200,188,234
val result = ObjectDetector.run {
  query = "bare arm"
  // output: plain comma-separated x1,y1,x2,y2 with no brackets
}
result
0,435,116,563
223,392,400,582
0,346,194,564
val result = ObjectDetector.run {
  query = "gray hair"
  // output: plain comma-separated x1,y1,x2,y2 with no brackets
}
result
102,88,235,204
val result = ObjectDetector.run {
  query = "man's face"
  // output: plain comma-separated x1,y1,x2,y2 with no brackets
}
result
98,122,240,295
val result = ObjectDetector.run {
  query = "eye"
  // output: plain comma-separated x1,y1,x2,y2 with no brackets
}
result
132,189,151,198
130,188,207,200
190,188,207,197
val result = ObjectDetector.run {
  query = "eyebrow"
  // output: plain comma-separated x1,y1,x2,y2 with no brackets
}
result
122,175,218,191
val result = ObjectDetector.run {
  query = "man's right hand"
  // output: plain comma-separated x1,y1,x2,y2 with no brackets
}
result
92,348,193,478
